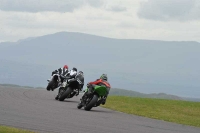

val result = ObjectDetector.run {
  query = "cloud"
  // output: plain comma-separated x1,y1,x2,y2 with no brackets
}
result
117,21,136,28
0,0,104,12
1,0,200,43
87,0,104,7
106,6,127,12
137,0,200,21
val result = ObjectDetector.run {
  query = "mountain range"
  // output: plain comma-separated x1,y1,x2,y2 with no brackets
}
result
0,31,200,98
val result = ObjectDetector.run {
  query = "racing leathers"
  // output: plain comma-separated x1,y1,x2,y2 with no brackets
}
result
87,79,111,105
48,67,69,83
55,70,84,100
52,67,69,77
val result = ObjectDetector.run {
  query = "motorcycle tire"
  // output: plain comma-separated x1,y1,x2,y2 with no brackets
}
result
59,87,72,101
84,94,98,111
46,80,55,91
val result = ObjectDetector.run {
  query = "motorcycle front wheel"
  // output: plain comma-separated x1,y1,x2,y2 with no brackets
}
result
46,80,56,91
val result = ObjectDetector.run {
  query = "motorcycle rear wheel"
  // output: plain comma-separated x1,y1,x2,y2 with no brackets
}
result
84,94,98,111
59,87,72,101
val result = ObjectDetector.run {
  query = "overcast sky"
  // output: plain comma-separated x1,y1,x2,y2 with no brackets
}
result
0,0,200,42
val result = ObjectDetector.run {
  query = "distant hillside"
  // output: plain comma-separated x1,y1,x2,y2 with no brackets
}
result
0,31,200,98
1,84,199,102
0,84,181,100
110,88,183,100
110,88,200,102
0,84,41,89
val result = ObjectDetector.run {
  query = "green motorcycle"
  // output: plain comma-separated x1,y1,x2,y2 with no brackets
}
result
77,85,108,111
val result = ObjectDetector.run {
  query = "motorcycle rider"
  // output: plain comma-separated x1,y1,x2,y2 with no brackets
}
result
66,68,85,95
66,67,77,78
72,70,84,93
83,74,111,105
55,68,84,100
47,65,69,82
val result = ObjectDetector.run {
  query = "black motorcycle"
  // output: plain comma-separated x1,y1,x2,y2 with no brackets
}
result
57,73,84,101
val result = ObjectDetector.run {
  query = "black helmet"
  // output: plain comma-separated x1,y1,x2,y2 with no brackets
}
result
78,71,84,76
72,67,77,72
100,74,107,81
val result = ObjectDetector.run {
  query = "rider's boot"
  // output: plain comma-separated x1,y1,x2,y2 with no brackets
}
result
55,95,59,100
101,97,107,105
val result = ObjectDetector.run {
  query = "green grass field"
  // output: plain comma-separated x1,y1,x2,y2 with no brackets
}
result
102,96,200,127
0,125,35,133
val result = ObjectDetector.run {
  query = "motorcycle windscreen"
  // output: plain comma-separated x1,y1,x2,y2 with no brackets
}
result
94,85,107,96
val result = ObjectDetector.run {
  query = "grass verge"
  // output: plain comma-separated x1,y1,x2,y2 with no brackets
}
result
0,125,35,133
102,96,200,127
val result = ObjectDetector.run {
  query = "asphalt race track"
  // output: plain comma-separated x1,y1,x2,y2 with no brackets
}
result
0,87,199,133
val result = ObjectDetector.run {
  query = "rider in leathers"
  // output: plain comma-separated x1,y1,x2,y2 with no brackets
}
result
55,68,84,100
48,65,69,83
84,74,111,105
